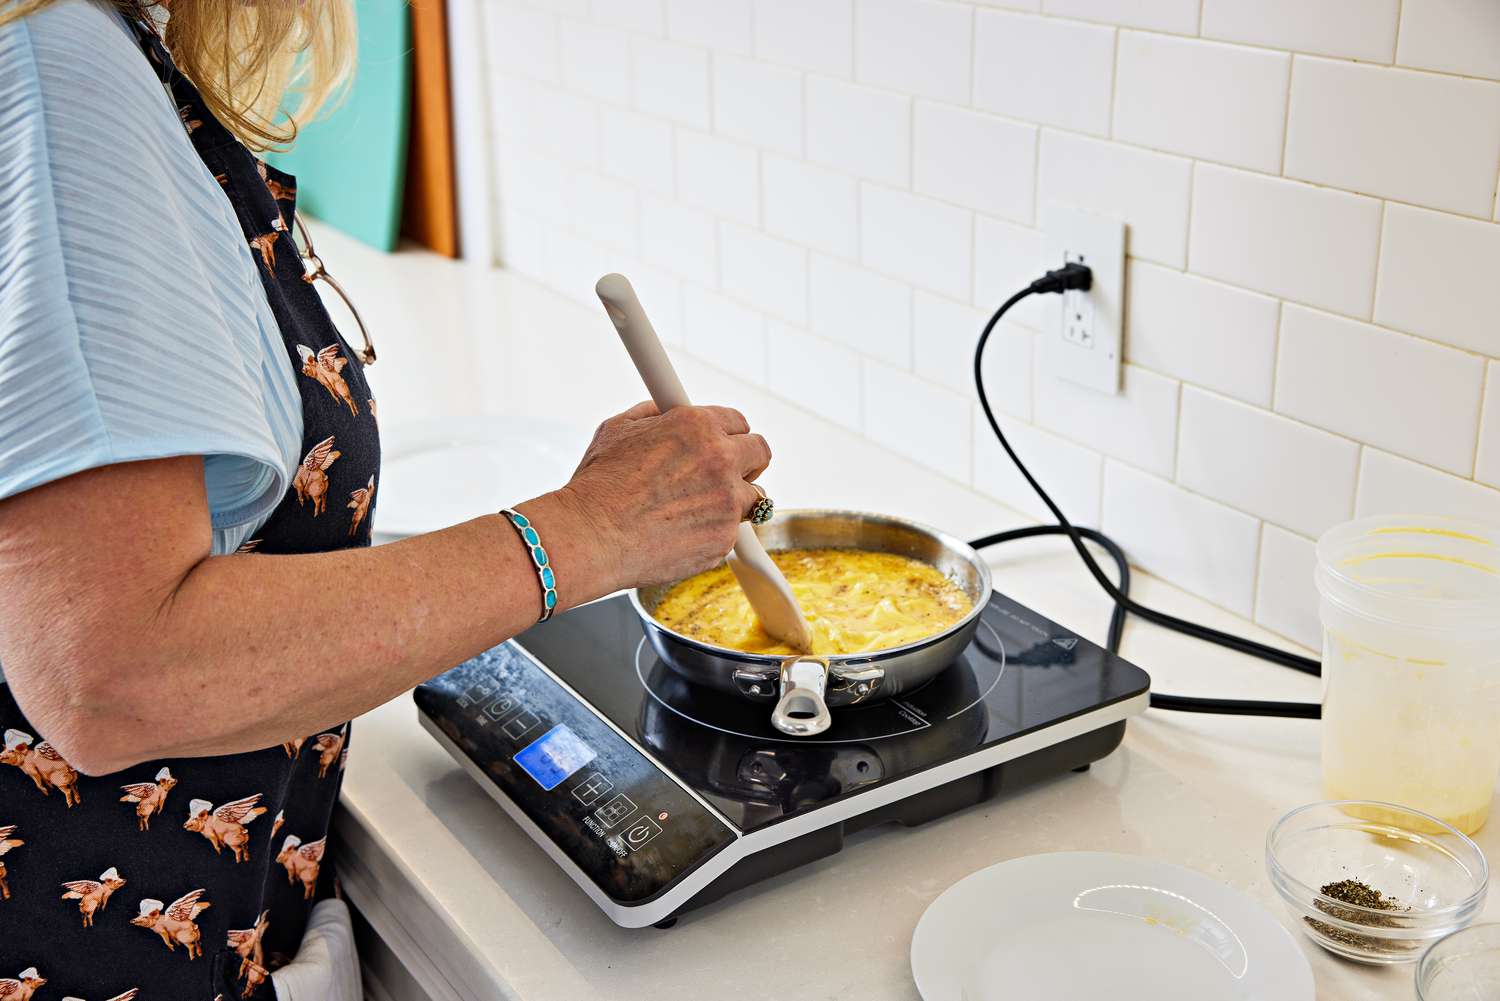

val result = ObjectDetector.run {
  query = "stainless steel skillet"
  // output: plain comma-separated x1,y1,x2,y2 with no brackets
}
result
631,509,993,738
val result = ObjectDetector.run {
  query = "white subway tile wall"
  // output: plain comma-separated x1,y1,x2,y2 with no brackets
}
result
600,110,675,195
855,0,974,104
860,185,973,300
1036,130,1191,267
763,156,859,257
1124,262,1278,406
1275,306,1484,475
863,361,973,483
665,0,751,54
1177,387,1357,538
1035,363,1180,478
1355,449,1500,524
1102,460,1261,617
753,0,853,76
719,223,809,324
765,321,862,430
712,55,804,155
1478,363,1500,489
630,36,711,128
914,102,1036,224
1201,0,1399,63
1114,32,1290,173
804,77,911,186
1283,57,1500,218
560,21,630,102
1397,0,1500,86
973,414,1103,524
1188,165,1382,318
1374,204,1500,357
973,11,1115,136
1253,524,1322,650
1045,0,1198,35
482,0,1500,644
808,254,911,366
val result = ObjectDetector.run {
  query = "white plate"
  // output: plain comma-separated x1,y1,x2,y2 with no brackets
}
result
373,416,591,540
911,852,1315,1001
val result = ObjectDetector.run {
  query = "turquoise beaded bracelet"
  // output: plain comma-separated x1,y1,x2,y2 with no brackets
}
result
501,508,557,621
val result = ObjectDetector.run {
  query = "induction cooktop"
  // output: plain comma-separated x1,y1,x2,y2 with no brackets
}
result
415,592,1150,928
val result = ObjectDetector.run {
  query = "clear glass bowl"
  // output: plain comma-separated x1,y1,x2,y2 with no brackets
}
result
1418,923,1500,1000
1266,800,1488,964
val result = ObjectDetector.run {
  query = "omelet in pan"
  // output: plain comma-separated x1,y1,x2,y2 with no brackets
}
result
652,548,973,657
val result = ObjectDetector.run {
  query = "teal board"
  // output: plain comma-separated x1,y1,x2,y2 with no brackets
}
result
268,0,411,251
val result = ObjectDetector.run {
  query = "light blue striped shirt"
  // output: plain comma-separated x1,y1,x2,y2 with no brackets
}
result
0,0,303,555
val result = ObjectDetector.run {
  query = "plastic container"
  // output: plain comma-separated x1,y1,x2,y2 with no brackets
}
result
1316,515,1500,835
1267,800,1488,965
1417,923,1500,999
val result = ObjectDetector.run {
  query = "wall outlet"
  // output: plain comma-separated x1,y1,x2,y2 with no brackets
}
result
1040,205,1125,395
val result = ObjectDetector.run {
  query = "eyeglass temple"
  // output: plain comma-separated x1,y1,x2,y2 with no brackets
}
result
292,211,377,366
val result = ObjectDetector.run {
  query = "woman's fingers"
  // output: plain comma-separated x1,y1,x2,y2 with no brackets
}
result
732,432,772,480
618,400,660,421
697,405,750,435
733,477,766,524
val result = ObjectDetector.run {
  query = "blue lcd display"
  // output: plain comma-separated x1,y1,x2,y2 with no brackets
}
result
513,723,598,791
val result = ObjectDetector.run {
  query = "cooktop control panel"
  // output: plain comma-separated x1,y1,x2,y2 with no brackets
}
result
415,643,737,905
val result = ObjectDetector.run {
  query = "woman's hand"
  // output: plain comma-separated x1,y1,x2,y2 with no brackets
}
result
554,401,772,589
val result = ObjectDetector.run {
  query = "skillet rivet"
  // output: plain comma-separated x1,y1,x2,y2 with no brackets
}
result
856,683,869,695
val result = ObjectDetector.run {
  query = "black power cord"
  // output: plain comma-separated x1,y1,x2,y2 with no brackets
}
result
971,264,1321,720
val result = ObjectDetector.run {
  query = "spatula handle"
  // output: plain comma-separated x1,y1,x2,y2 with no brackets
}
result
594,272,816,664
595,273,692,411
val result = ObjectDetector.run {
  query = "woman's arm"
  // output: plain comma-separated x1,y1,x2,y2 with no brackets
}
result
0,402,770,774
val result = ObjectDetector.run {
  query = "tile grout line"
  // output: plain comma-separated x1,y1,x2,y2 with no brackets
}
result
1268,301,1286,412
966,1,977,108
1350,443,1367,519
1470,364,1490,478
1277,52,1295,176
1029,125,1042,229
1182,160,1197,266
1248,519,1267,624
1368,200,1389,322
1107,26,1121,141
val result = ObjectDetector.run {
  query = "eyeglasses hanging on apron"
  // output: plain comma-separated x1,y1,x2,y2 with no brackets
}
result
292,212,376,366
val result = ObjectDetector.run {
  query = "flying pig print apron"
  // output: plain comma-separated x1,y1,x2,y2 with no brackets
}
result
0,19,379,1000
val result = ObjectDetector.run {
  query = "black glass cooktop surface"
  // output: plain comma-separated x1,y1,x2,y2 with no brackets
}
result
511,591,1148,831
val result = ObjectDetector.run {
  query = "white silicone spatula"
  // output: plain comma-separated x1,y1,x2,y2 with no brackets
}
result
595,273,815,653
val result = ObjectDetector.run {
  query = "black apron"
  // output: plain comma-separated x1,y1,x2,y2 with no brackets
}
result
0,19,379,999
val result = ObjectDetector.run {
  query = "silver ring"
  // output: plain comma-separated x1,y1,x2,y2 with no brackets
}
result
747,482,774,526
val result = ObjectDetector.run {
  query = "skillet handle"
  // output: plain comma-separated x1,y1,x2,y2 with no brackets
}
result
772,658,832,737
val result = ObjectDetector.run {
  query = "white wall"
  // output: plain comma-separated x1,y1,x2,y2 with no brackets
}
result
474,0,1500,648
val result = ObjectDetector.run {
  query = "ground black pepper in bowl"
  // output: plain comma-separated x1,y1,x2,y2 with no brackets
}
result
1306,878,1419,957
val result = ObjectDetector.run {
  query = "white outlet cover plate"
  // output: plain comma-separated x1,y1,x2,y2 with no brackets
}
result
1040,204,1125,394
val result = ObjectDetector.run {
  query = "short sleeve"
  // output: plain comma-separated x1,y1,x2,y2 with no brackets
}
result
0,1,301,554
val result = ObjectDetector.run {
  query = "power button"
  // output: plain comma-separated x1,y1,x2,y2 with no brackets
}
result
621,816,662,852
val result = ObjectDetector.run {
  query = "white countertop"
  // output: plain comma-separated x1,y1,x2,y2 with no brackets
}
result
311,226,1499,1001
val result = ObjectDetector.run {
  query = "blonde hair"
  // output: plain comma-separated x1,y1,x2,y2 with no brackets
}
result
2,0,355,151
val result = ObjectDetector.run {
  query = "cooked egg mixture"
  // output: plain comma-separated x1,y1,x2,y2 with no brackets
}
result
653,548,973,656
